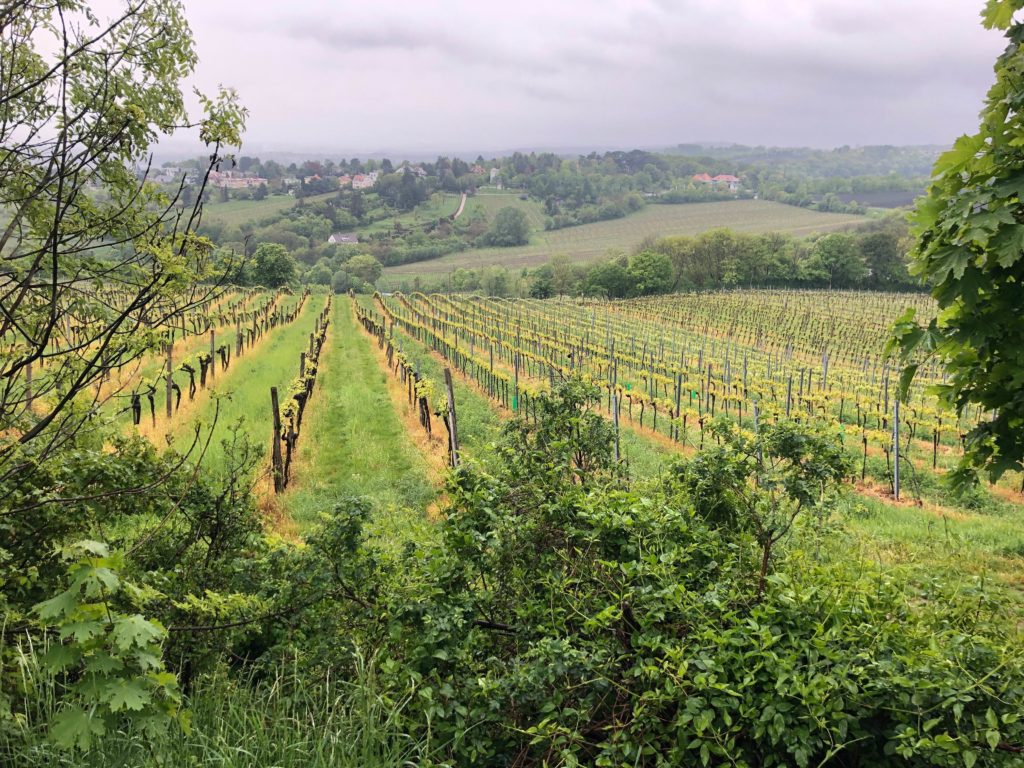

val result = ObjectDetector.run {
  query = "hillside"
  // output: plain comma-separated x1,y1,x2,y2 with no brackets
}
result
382,198,869,284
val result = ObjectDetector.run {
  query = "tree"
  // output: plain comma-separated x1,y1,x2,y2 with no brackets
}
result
529,266,555,298
481,206,530,246
891,0,1024,484
345,254,383,284
807,232,866,288
306,262,333,285
331,268,354,293
0,0,245,747
628,251,673,295
584,260,634,298
349,189,366,220
251,243,297,287
0,0,245,470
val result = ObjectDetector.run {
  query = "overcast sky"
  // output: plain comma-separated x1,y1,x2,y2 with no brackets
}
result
157,0,1006,156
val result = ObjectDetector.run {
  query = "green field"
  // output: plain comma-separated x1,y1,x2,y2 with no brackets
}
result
200,193,299,227
201,191,340,229
381,199,869,284
358,191,463,233
458,189,547,229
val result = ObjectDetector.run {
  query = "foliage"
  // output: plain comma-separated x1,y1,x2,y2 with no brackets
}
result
31,542,183,750
0,0,246,472
346,254,384,285
250,243,297,287
627,250,674,295
890,0,1024,484
366,379,1024,766
806,232,868,288
478,206,530,247
678,417,851,596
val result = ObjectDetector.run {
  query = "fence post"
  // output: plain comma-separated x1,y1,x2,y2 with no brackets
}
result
165,341,173,418
612,351,621,462
270,387,284,493
209,330,216,383
444,368,460,468
893,399,901,500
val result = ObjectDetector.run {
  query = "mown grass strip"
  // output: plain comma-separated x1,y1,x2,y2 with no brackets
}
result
281,297,438,541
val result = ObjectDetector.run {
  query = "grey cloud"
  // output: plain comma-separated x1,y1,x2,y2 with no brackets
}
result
164,0,1007,153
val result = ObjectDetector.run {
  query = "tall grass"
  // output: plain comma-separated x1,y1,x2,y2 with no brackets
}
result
2,640,432,768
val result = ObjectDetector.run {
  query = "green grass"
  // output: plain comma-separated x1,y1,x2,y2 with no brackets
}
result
201,193,299,228
457,190,547,230
202,191,340,229
381,199,870,284
360,297,503,463
358,192,464,234
164,296,326,472
281,297,438,537
839,493,1024,592
1,650,430,768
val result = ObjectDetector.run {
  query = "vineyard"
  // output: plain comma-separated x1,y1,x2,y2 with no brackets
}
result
365,289,1024,513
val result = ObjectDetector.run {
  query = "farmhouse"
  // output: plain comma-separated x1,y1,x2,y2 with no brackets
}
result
352,171,379,189
692,172,741,191
328,232,360,245
338,174,352,187
208,170,266,189
713,174,742,191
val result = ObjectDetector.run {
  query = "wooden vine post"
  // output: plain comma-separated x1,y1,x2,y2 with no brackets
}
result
444,368,460,468
270,387,284,493
893,399,901,501
209,330,216,383
165,341,173,418
611,339,620,462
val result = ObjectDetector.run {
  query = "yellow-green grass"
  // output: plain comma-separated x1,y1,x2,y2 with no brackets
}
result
457,191,547,230
201,191,340,229
381,200,870,284
280,297,438,540
108,292,277,428
160,296,326,472
358,192,464,234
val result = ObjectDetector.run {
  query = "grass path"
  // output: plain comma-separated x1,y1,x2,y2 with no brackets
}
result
280,297,438,541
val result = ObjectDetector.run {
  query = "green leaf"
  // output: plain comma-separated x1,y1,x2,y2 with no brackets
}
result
39,644,80,672
67,540,109,558
59,619,104,643
982,0,1020,29
49,705,106,751
33,589,78,621
103,678,150,712
111,614,164,651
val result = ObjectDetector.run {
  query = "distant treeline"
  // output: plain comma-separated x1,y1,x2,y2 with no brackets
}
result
387,216,916,299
